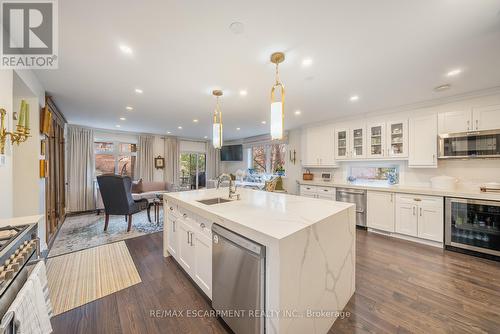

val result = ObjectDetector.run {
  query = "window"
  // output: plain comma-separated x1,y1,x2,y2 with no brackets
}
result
180,152,206,189
251,146,266,173
349,166,399,184
249,143,286,175
95,141,137,178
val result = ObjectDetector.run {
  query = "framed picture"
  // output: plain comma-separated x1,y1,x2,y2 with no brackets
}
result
154,156,165,169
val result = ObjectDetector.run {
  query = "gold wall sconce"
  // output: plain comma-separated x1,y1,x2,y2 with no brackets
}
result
0,100,31,155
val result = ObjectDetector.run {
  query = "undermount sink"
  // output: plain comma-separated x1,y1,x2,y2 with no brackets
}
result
197,197,232,205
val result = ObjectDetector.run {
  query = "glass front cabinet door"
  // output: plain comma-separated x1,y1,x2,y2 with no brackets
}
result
335,129,349,160
387,120,408,158
368,123,386,158
351,126,366,159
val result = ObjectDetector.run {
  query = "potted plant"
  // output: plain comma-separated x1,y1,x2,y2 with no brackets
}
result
275,165,285,176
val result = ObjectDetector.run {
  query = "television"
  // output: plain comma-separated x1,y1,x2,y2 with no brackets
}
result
220,144,243,161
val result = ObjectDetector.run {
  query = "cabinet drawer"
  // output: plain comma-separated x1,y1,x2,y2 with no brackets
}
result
317,186,336,195
300,185,317,193
397,194,442,205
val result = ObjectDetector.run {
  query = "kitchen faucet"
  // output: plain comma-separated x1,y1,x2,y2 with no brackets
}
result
217,173,240,200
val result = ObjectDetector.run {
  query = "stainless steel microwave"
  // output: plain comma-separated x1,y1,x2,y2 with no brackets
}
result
438,129,500,159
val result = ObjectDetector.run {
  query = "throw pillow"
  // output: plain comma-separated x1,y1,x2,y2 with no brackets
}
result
131,178,143,193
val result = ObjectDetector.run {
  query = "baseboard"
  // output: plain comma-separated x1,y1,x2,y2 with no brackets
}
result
367,228,443,248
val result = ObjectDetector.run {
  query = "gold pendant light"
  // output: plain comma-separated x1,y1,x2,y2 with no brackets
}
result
270,52,285,140
212,90,223,149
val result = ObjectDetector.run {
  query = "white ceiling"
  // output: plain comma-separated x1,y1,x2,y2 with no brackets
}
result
35,0,500,140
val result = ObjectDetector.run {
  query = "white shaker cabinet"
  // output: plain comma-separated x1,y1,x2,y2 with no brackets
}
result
395,194,443,242
177,218,195,273
302,125,336,167
193,231,213,298
299,184,336,200
367,191,395,232
473,105,500,131
166,213,179,258
438,110,472,133
438,105,500,133
417,197,444,242
409,114,437,168
166,207,213,299
395,195,418,236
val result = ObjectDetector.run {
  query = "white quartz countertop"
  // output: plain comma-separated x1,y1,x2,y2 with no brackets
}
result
164,188,354,240
297,180,500,201
0,214,44,228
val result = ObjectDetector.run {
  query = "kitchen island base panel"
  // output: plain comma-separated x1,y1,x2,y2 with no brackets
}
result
275,206,356,334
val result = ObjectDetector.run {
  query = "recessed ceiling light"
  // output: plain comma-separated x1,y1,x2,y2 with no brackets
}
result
350,95,359,102
167,131,171,134
446,69,462,77
294,110,301,115
434,84,451,92
229,21,245,35
125,106,133,111
204,136,208,139
302,58,313,67
115,125,121,128
239,90,248,96
178,126,183,129
119,117,126,121
193,119,199,123
135,88,143,94
261,121,266,124
236,127,241,130
119,44,133,54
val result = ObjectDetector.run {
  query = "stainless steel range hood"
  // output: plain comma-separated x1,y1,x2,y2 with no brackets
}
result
438,129,500,159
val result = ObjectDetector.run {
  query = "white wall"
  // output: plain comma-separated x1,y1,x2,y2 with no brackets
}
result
0,70,14,218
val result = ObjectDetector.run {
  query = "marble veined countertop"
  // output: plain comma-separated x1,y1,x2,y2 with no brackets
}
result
298,180,500,201
164,188,354,240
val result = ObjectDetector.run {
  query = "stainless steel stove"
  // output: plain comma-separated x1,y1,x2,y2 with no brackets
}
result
0,223,40,322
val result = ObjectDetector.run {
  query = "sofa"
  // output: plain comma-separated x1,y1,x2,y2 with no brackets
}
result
96,179,175,212
131,179,175,201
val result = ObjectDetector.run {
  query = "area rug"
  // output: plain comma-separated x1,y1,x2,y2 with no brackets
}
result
48,209,163,257
46,241,142,315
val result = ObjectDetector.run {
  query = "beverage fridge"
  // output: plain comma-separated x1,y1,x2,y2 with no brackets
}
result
445,197,500,258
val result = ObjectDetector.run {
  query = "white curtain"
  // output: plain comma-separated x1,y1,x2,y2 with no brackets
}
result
67,125,95,212
164,137,179,184
205,142,220,180
137,135,154,181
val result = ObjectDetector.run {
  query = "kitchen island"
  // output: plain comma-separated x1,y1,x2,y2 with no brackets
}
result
163,188,355,334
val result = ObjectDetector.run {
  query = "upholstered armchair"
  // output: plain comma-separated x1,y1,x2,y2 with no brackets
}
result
96,174,151,232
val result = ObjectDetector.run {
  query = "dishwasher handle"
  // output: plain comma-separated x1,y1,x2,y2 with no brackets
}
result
212,224,265,257
337,189,366,195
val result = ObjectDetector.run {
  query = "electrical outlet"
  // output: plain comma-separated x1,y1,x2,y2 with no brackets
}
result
0,154,5,167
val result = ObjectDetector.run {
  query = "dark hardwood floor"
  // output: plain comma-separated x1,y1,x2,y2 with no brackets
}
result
51,230,500,334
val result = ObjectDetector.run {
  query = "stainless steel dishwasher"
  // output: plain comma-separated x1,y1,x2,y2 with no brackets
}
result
212,224,266,334
336,187,367,227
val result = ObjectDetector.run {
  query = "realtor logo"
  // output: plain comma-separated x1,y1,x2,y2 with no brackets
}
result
1,0,58,69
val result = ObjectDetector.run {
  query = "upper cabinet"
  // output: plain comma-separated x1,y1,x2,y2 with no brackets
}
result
335,125,367,160
387,120,408,158
334,128,349,160
351,126,366,159
367,123,385,158
301,125,337,167
438,105,500,134
409,114,437,168
438,110,472,133
473,105,500,131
